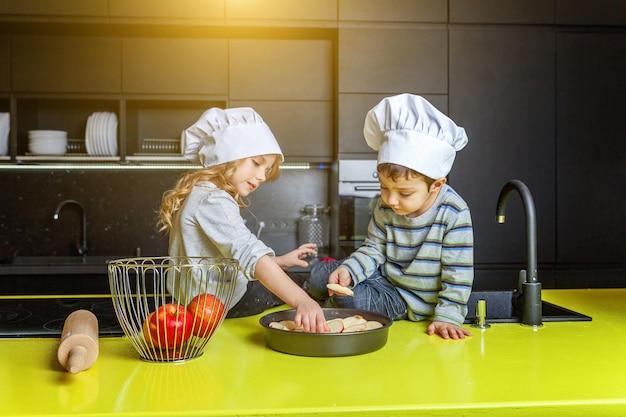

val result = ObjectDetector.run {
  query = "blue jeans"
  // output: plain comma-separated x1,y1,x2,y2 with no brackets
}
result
305,260,408,321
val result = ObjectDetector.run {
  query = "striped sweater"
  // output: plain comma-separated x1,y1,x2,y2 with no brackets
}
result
341,184,474,326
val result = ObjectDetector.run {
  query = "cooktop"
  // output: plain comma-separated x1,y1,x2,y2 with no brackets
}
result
0,296,124,338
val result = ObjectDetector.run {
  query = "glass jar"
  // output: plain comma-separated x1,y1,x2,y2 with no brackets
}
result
297,204,330,257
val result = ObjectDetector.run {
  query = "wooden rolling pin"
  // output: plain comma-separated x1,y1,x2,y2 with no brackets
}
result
57,309,99,373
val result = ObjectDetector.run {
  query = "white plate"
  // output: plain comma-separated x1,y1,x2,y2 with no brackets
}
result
85,113,95,155
0,113,10,156
103,112,114,156
94,112,106,155
180,129,186,156
108,113,118,156
92,112,102,155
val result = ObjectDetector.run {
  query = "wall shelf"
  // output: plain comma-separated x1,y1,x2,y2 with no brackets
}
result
2,94,225,168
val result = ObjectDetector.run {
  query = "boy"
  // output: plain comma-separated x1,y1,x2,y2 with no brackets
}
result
306,94,474,339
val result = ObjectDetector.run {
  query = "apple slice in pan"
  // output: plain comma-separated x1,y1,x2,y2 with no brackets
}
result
326,318,344,333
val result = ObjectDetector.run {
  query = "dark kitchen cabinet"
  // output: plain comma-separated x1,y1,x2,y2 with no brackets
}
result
555,32,626,267
448,26,557,289
121,38,228,95
337,26,448,157
11,35,121,94
228,39,334,161
2,34,334,164
0,35,9,92
0,0,109,17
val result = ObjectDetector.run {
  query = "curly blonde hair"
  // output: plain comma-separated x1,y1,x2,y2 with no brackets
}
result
158,156,281,231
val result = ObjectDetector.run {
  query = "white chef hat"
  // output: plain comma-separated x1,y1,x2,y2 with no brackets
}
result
183,107,284,167
364,94,468,179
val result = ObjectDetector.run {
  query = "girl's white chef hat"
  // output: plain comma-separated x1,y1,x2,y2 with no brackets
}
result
183,107,284,167
364,93,468,179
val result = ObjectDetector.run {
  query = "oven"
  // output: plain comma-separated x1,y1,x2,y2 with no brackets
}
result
336,159,380,257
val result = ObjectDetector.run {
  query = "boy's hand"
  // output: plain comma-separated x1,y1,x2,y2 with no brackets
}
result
328,266,353,295
275,243,317,269
427,321,472,340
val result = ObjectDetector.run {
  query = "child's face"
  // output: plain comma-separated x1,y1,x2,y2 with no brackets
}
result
229,154,278,197
378,172,442,218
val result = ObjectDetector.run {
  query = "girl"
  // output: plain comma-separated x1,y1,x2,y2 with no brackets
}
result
158,107,328,333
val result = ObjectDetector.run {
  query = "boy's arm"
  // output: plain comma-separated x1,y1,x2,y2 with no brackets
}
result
432,208,474,326
341,200,387,283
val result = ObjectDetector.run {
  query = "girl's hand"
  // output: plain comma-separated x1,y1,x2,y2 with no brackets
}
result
275,243,317,269
427,321,472,340
293,299,329,333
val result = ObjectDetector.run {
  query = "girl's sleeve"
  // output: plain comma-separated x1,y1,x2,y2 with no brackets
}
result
195,193,274,280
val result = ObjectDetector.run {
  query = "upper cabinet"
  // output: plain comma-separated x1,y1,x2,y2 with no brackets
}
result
12,36,121,93
447,26,556,266
338,27,447,94
0,35,9,92
122,38,228,95
229,39,334,161
2,0,338,26
0,0,109,18
449,0,555,24
339,0,446,22
555,32,626,264
226,0,337,24
449,0,626,26
337,26,447,156
109,0,224,21
555,0,626,26
2,31,335,163
230,39,333,100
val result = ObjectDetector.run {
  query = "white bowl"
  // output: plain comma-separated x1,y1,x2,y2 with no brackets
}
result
28,130,67,136
28,141,67,155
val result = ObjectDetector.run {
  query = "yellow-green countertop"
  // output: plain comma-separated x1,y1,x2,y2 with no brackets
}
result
1,289,625,417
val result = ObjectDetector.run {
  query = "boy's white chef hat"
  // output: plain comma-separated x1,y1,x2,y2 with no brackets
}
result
364,93,468,179
183,107,284,167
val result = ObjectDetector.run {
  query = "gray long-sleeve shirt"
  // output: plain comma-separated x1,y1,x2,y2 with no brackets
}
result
167,181,274,307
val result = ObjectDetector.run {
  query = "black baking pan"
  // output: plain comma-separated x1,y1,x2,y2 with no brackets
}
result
259,308,392,357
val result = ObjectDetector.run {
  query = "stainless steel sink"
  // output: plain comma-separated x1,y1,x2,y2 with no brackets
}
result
464,290,592,324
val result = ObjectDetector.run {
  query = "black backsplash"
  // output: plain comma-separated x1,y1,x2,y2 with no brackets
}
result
0,168,184,261
0,167,330,263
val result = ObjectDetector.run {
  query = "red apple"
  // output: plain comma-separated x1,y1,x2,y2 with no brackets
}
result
187,294,226,338
142,303,194,349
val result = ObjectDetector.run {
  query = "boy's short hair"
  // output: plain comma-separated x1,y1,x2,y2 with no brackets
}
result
377,163,436,188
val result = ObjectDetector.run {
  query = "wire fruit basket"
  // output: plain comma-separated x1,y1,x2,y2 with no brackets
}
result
108,257,238,362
